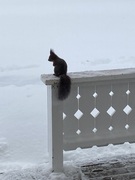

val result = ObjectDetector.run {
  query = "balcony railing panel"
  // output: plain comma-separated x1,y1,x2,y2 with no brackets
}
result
41,68,135,172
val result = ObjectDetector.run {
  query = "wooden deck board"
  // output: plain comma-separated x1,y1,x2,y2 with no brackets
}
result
81,155,135,180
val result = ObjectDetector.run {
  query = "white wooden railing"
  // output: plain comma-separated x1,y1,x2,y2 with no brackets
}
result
41,68,135,172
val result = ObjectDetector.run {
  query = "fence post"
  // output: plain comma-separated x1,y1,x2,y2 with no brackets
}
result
47,85,63,172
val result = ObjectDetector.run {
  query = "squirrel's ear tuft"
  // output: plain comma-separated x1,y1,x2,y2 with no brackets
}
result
49,49,58,59
50,49,54,54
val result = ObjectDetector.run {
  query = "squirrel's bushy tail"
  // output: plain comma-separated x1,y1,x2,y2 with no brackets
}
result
58,74,71,100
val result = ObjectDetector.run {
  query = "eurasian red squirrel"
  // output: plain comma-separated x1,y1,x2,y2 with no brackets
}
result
48,49,71,100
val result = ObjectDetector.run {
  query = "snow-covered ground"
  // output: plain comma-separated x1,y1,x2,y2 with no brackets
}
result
1,0,135,179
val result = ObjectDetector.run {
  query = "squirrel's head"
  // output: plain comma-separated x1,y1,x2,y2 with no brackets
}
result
48,49,58,62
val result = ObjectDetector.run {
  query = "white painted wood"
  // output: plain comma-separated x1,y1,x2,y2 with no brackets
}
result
47,85,63,172
63,80,135,150
41,68,135,85
41,68,135,172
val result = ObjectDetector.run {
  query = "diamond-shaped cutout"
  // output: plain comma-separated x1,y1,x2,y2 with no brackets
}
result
76,94,81,99
107,106,116,117
76,129,81,135
108,126,113,131
126,90,130,95
123,105,132,115
90,108,100,118
74,109,83,120
63,113,66,120
93,92,98,98
109,91,114,96
125,124,130,129
93,128,97,133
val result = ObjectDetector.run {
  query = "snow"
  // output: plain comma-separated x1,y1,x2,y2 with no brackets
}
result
0,0,135,179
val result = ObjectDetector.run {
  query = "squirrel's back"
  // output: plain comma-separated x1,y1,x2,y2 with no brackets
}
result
54,59,67,76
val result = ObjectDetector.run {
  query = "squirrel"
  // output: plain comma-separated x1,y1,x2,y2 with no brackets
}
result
48,49,71,100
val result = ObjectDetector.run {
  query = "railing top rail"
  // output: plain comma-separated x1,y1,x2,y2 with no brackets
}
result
41,68,135,85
